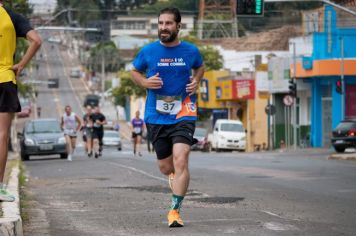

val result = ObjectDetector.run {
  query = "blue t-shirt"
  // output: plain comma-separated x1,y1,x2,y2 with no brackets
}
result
132,41,203,125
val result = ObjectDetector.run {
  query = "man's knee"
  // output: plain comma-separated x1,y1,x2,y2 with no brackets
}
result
0,131,9,139
159,163,174,175
173,157,189,172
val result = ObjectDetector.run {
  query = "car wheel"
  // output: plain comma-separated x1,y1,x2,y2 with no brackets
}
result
118,147,122,151
21,153,29,161
334,147,345,153
60,154,68,159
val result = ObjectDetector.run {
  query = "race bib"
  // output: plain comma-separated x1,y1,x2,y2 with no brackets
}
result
156,95,182,115
134,127,142,134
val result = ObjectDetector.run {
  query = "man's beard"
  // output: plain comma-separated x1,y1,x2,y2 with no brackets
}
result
158,29,178,43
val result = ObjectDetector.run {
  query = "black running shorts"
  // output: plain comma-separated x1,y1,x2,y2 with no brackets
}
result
132,132,142,138
146,120,196,160
0,82,21,113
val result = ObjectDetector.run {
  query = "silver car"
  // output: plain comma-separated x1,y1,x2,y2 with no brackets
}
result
103,130,122,151
18,119,67,161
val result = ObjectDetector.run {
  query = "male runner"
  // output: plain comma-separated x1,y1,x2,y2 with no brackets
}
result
61,105,81,161
131,7,204,227
131,110,145,157
91,106,106,158
0,0,41,201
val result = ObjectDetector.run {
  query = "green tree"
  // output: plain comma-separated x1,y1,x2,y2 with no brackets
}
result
56,0,101,25
89,41,122,73
112,71,146,106
180,35,223,71
4,0,34,97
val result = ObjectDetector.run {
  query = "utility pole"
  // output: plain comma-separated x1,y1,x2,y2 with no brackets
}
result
291,42,298,150
340,37,345,120
101,53,105,93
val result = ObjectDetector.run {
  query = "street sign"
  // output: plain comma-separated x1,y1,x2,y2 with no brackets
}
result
265,104,276,115
283,95,294,106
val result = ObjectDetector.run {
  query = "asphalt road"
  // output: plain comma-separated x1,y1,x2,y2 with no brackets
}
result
20,39,356,236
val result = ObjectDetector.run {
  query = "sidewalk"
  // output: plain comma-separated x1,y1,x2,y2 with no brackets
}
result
0,152,23,236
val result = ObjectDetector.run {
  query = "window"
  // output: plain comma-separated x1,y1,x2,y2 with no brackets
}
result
220,123,244,132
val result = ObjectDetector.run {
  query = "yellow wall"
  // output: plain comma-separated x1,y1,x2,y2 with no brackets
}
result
198,70,230,109
197,70,268,152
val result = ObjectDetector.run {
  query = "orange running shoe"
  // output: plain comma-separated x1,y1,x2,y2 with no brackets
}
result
168,173,175,191
167,209,184,227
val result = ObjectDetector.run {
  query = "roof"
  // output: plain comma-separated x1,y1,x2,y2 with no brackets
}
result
216,26,302,51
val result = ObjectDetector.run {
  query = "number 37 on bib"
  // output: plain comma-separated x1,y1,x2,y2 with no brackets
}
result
156,95,197,119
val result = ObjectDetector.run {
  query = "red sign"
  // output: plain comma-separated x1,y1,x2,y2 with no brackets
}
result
231,80,255,100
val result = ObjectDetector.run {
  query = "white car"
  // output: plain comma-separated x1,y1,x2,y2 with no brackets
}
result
103,131,122,151
211,119,246,151
70,68,81,78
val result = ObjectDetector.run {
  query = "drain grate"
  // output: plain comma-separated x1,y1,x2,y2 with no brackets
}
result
189,197,244,204
106,185,171,194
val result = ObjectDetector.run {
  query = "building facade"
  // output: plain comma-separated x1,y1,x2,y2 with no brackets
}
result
294,6,356,147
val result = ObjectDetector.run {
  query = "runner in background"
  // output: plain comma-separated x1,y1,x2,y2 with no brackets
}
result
131,110,145,157
61,105,82,161
91,106,107,158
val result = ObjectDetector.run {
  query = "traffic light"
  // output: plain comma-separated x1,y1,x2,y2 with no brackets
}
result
236,0,264,16
336,79,343,94
288,79,297,97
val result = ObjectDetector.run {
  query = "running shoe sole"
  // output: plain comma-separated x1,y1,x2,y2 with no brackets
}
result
169,221,184,227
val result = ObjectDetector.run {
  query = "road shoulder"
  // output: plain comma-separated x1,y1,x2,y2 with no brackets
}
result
0,152,23,236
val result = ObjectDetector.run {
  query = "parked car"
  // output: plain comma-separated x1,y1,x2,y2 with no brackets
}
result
103,130,122,151
18,119,67,161
17,97,32,118
191,127,209,151
331,119,356,153
83,94,100,108
211,119,246,152
70,67,81,78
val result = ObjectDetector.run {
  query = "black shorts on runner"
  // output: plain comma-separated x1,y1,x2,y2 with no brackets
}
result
146,120,196,160
132,132,142,138
0,82,21,113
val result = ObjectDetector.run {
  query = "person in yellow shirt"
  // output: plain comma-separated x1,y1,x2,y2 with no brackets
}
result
0,0,41,201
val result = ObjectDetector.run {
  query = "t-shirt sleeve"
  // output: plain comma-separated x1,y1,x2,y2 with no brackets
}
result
192,47,204,69
100,114,106,122
132,48,147,72
9,10,33,37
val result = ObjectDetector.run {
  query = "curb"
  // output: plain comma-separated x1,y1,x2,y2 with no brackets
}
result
328,153,356,161
0,159,23,236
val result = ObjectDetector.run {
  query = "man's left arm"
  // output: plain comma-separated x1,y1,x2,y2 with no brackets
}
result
100,115,107,125
75,115,82,132
186,65,205,96
12,30,42,79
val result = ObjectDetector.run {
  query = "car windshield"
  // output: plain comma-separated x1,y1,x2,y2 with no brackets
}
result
336,121,356,130
220,123,244,132
195,128,207,137
105,132,119,138
26,120,62,134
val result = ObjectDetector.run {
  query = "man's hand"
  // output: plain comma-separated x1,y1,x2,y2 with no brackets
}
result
12,63,25,80
143,73,163,89
186,77,198,96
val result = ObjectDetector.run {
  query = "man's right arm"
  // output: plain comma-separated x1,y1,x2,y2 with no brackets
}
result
12,30,41,79
130,70,163,90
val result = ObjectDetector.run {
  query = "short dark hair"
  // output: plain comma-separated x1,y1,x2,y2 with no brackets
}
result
158,7,181,23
